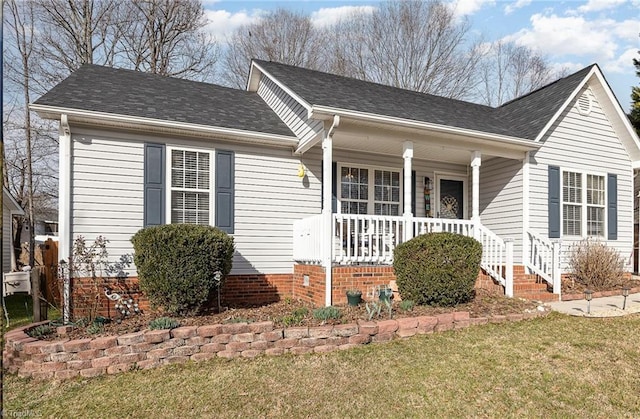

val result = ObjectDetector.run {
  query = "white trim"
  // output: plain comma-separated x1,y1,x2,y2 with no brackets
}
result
249,61,313,118
165,145,215,227
311,105,540,150
336,162,403,217
522,151,530,267
2,188,23,214
29,104,298,146
560,167,608,239
434,172,468,220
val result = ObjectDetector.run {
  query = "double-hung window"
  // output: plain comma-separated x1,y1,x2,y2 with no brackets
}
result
170,148,211,225
562,170,605,237
339,164,401,215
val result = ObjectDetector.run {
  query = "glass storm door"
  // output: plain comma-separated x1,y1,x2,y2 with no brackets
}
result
438,179,464,219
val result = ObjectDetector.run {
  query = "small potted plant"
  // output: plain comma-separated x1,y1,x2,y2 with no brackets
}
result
346,289,362,306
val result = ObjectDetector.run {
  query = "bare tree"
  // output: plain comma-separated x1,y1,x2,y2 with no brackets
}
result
118,0,219,80
477,40,556,106
222,8,326,88
34,0,123,85
330,1,482,99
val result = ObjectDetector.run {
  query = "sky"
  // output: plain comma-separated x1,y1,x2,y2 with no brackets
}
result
203,0,640,111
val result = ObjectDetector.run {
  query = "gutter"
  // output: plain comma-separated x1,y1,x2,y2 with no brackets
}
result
29,104,299,147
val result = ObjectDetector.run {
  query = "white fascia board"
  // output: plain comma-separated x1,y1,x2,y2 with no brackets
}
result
632,161,640,169
310,105,540,151
3,188,24,214
250,62,314,118
30,104,298,147
591,69,640,154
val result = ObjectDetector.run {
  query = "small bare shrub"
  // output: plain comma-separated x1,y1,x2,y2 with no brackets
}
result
568,239,625,290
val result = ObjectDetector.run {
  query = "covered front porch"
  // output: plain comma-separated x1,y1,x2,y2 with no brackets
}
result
291,113,550,305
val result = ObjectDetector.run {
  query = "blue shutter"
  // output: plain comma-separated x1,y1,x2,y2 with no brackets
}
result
411,170,416,216
607,173,617,240
320,161,337,213
215,150,234,234
548,166,560,238
144,143,165,227
332,162,337,213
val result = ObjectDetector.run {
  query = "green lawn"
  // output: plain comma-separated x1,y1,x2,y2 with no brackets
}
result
4,313,640,418
2,294,61,331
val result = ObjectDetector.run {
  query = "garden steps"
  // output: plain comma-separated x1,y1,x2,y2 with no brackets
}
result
512,272,558,302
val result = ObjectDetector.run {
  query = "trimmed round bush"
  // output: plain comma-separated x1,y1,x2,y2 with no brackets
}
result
393,232,482,306
131,224,234,315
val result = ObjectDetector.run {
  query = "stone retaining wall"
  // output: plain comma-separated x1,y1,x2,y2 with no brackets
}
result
4,309,548,381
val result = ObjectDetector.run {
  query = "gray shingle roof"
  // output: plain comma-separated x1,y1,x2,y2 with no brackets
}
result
254,59,595,141
33,64,295,137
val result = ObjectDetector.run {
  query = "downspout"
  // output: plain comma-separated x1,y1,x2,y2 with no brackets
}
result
59,114,72,323
323,115,340,307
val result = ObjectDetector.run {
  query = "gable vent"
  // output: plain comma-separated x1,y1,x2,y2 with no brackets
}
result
576,91,593,116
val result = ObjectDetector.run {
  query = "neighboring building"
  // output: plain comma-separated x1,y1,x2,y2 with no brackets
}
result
2,188,25,273
30,61,640,312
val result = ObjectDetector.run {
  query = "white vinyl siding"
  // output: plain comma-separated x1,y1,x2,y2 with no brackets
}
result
71,133,144,271
3,205,12,273
479,157,524,264
257,75,323,147
69,127,322,276
528,86,634,270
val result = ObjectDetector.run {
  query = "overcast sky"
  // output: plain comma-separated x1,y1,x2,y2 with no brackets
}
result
204,0,640,111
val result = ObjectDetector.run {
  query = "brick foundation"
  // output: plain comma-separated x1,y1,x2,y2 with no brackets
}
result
71,273,294,318
3,308,550,381
69,265,536,318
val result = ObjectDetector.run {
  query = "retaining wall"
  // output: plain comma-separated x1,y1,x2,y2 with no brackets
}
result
4,309,548,381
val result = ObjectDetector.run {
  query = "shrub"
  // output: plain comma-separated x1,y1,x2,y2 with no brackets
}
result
393,232,482,306
568,239,625,290
313,306,341,321
399,300,415,312
149,317,181,330
86,322,104,335
27,324,54,338
282,307,308,326
131,224,234,316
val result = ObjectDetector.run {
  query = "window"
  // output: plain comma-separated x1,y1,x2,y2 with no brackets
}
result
562,170,605,237
339,164,401,215
340,166,368,214
170,149,211,225
374,170,400,216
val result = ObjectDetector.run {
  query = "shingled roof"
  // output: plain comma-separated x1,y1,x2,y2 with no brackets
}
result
254,59,595,141
33,64,294,137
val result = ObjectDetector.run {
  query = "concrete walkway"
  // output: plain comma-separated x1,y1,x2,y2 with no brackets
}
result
549,292,640,317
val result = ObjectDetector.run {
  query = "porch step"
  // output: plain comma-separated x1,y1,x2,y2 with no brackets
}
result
511,271,557,302
514,292,559,302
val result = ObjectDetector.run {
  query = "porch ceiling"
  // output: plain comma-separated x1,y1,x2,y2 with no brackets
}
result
330,119,538,165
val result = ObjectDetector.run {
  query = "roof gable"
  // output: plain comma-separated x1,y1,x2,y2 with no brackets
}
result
33,65,294,138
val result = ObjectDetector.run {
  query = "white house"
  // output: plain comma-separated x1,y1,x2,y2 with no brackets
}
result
30,61,640,312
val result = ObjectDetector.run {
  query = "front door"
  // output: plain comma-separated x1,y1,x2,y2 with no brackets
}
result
438,178,465,219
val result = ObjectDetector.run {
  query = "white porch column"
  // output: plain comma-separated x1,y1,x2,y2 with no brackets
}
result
471,151,481,222
59,115,72,323
322,117,339,307
403,141,414,241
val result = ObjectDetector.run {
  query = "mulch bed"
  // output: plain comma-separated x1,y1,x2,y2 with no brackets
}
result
48,289,543,341
561,276,640,295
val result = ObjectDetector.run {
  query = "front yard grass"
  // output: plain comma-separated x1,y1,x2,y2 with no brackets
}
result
2,294,61,331
4,312,640,418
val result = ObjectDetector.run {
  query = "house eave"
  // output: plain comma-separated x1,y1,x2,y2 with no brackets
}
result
310,105,540,152
3,188,24,214
29,104,299,147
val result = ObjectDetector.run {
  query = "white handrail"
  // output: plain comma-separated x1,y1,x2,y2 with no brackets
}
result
526,230,561,295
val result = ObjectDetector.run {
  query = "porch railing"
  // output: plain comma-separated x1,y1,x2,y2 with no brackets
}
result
526,230,561,295
293,214,514,296
292,214,324,265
